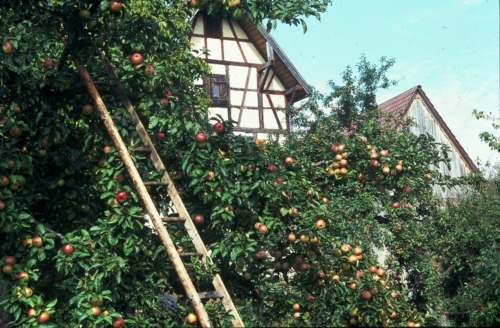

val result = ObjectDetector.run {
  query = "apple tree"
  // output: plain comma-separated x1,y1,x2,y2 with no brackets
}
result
1,0,487,327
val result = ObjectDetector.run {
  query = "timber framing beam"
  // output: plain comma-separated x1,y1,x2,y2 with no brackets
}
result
285,84,303,96
258,67,271,92
233,127,287,134
258,61,273,72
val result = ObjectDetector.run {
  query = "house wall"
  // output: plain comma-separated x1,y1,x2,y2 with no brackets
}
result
190,14,288,141
407,95,472,198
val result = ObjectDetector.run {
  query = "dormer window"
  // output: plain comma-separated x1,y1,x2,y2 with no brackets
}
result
206,75,228,107
205,16,222,38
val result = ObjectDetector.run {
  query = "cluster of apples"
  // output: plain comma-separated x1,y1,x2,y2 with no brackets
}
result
327,144,349,176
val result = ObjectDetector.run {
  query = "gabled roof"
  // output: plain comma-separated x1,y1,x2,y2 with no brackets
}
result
379,85,478,173
238,14,310,102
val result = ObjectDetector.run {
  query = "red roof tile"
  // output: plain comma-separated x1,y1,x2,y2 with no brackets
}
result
378,85,419,116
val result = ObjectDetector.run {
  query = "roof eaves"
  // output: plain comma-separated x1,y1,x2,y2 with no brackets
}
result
257,26,311,97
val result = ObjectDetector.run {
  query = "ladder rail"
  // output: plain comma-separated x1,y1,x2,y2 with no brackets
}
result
73,56,212,328
98,52,245,328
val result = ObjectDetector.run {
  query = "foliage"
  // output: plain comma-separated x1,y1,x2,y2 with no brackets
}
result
430,165,500,327
0,0,493,327
472,109,500,153
188,0,332,32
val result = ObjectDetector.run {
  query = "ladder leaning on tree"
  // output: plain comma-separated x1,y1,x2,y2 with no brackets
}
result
67,50,244,328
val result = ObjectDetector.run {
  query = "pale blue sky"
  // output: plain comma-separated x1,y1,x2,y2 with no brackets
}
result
272,0,499,166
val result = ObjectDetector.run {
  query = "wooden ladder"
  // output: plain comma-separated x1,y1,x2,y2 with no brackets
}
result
73,53,244,328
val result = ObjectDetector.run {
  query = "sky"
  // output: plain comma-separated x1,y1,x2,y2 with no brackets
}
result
271,0,500,167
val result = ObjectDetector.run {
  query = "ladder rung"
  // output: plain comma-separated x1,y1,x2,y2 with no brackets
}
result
111,115,136,123
134,147,152,153
178,252,204,258
178,291,224,299
143,181,169,186
162,217,187,222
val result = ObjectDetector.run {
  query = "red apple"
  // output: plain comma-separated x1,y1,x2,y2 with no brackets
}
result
361,290,372,299
42,60,54,68
112,317,125,327
115,191,128,203
0,200,5,210
91,307,101,316
160,97,169,107
288,233,296,242
194,214,204,224
130,53,143,65
2,41,14,54
2,265,13,274
17,271,29,282
62,243,74,254
13,106,21,114
4,256,16,266
103,145,113,154
0,175,9,187
213,122,225,133
114,173,125,183
110,1,123,12
195,132,207,143
32,236,43,247
258,224,268,234
90,298,103,307
392,201,400,208
37,312,50,323
27,308,36,318
156,132,166,140
284,157,294,165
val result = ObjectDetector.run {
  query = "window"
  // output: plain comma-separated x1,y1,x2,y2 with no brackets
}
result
205,16,222,38
206,75,228,107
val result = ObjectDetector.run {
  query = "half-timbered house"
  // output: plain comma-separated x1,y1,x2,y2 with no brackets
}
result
189,12,310,141
379,85,478,198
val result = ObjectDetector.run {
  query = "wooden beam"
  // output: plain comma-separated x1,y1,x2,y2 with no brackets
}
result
265,93,283,130
205,59,260,68
258,61,273,72
258,67,271,92
285,84,303,96
238,67,252,126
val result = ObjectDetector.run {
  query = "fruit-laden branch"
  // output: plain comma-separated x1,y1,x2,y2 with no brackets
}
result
34,219,64,239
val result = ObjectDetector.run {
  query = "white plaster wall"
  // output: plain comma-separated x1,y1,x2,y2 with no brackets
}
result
193,16,204,34
222,18,233,38
223,40,245,62
263,110,279,129
239,42,265,64
230,90,244,106
230,21,248,39
239,110,260,128
206,38,222,60
228,66,249,88
210,64,225,75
